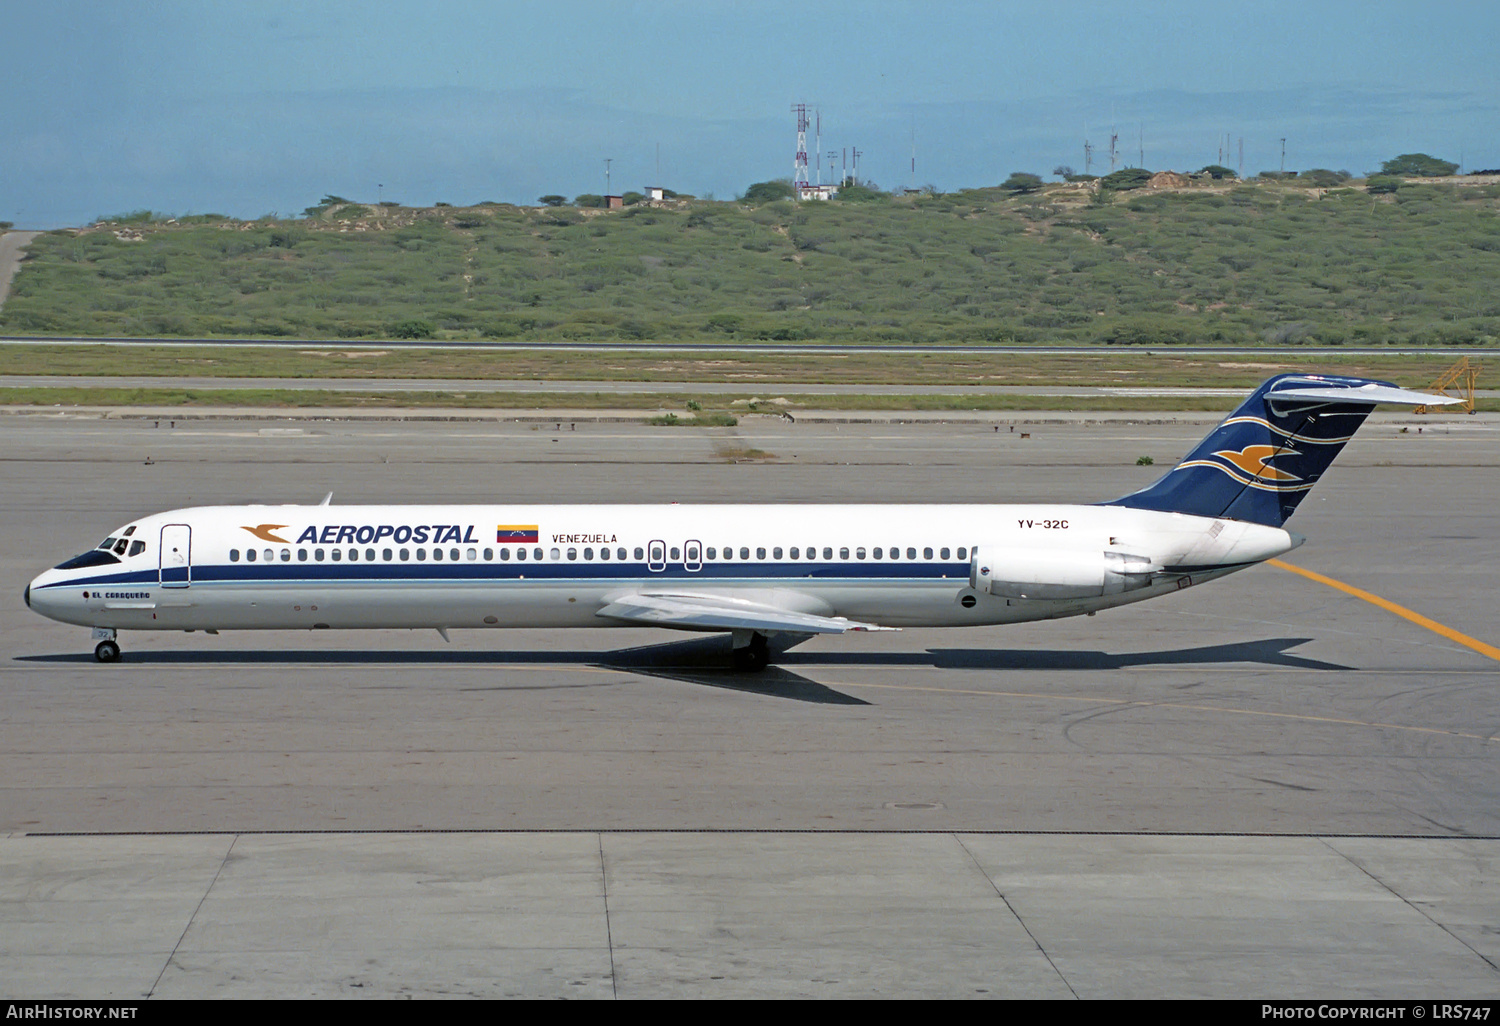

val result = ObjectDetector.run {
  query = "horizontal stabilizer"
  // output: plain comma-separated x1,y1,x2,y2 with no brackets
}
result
596,591,898,635
1270,383,1460,406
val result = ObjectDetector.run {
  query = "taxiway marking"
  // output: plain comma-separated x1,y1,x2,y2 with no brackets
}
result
1269,558,1500,662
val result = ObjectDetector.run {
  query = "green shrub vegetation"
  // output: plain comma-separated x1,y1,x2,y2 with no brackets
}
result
5,179,1499,347
1380,153,1459,177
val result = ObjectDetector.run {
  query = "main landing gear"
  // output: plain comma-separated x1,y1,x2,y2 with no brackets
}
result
92,628,121,663
731,631,770,672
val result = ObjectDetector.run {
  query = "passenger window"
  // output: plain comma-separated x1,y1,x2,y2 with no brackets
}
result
415,549,425,561
282,549,292,562
567,548,578,561
349,549,359,562
670,547,680,560
617,547,627,560
633,547,644,560
924,547,934,560
499,548,510,561
823,547,832,560
707,547,716,560
583,547,593,561
907,547,917,560
856,547,866,559
773,547,783,559
399,549,409,561
431,548,441,561
739,547,750,560
599,547,609,561
873,547,882,559
364,548,374,561
384,549,393,561
230,549,240,562
297,549,308,562
534,547,543,560
840,547,850,560
550,548,561,561
940,547,950,560
450,548,460,561
789,547,799,559
315,548,325,562
247,548,257,562
264,549,274,562
483,548,493,560
957,547,967,560
516,547,526,561
331,549,341,562
755,547,765,560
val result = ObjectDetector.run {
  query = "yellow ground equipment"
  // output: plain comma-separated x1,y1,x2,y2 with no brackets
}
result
1414,356,1479,414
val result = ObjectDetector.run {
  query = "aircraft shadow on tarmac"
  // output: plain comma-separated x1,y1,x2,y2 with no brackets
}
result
15,636,1348,705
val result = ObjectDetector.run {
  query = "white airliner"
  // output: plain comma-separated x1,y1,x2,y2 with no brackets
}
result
24,375,1453,668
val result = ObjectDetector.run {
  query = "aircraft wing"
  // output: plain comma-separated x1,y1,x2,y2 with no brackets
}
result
595,592,898,635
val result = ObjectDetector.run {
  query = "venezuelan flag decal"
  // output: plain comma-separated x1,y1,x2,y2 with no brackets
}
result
497,525,540,544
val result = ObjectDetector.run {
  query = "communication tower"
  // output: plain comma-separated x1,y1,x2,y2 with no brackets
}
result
792,104,811,189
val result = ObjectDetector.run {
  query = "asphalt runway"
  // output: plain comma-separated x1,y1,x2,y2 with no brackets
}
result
2,410,1497,997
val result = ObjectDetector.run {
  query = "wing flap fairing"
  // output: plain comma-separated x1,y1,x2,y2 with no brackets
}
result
596,592,897,635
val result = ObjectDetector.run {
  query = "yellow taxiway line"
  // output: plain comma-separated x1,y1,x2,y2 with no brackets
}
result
1268,558,1500,662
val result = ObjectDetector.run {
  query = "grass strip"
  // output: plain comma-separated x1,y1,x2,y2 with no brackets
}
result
2,386,1492,415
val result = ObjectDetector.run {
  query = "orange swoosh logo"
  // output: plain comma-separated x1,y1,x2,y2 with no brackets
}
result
241,524,290,543
1211,445,1302,481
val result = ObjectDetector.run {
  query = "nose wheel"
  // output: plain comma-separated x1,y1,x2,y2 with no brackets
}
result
94,639,121,662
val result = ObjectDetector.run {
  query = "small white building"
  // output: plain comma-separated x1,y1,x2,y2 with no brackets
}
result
796,184,838,201
645,186,667,201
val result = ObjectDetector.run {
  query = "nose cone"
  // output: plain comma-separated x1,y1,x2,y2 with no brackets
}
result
24,570,68,623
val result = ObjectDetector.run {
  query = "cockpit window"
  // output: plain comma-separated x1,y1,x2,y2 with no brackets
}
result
128,540,146,557
56,549,123,570
122,526,136,537
98,537,118,551
113,538,129,555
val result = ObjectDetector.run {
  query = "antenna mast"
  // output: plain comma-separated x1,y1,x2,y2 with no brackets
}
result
792,104,811,190
815,109,822,186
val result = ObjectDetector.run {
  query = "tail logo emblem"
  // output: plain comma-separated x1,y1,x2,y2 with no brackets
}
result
1211,445,1302,482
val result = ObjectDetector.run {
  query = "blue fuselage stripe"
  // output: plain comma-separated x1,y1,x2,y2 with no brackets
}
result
41,561,967,591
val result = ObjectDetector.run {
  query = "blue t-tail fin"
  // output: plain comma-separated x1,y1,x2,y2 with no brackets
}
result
1104,374,1452,527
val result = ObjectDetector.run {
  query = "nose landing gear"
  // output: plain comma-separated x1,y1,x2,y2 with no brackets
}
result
92,628,121,663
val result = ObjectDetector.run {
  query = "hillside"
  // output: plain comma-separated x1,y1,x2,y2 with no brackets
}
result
4,178,1499,346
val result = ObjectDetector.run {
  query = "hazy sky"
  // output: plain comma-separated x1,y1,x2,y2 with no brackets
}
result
4,0,1497,226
